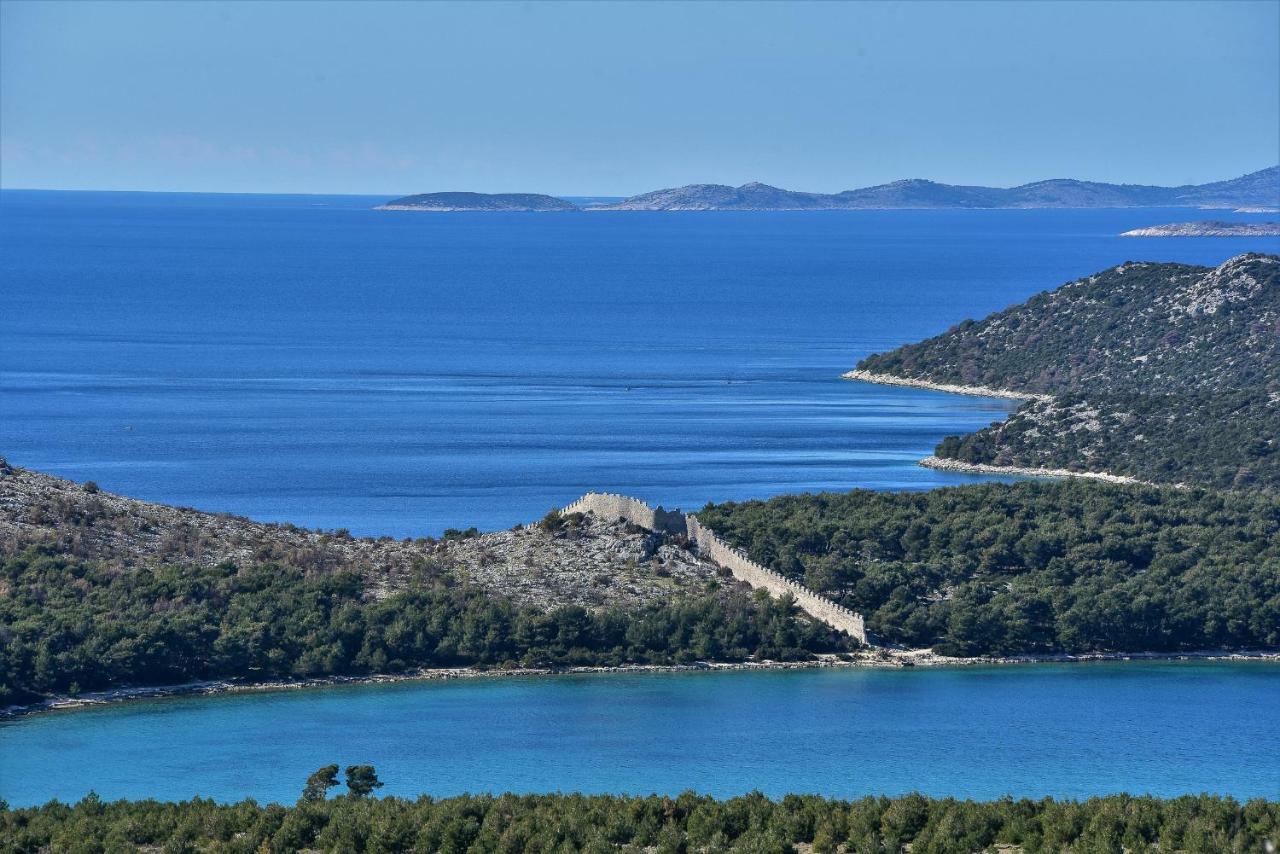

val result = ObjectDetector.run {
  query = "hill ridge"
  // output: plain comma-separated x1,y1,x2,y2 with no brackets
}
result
594,166,1279,210
375,166,1280,211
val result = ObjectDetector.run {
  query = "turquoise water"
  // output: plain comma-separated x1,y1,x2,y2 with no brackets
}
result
3,192,1276,535
2,663,1276,806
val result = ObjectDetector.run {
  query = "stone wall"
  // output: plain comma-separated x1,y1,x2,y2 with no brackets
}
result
686,515,867,643
562,492,687,535
562,492,867,644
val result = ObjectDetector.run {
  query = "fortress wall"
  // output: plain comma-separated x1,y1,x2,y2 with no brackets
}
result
562,492,658,530
564,493,866,644
687,515,866,643
562,492,687,535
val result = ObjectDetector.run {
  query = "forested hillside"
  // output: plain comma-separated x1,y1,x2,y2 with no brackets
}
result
698,481,1280,655
857,253,1280,488
0,462,851,708
0,548,847,707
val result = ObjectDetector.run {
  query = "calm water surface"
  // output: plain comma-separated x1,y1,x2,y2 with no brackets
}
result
1,663,1276,806
4,192,1276,534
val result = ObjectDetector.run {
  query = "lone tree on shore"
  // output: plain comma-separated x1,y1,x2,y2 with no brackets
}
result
301,765,339,802
344,765,383,798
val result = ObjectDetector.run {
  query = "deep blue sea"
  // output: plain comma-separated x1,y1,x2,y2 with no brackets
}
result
3,191,1275,535
2,664,1278,806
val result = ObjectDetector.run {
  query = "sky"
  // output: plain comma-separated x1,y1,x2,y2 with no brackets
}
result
1,0,1277,196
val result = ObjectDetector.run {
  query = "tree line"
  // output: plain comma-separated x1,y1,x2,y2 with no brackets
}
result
696,480,1280,656
0,547,849,706
3,784,1275,853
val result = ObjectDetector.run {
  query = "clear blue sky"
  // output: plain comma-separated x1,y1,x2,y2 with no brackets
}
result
2,0,1276,195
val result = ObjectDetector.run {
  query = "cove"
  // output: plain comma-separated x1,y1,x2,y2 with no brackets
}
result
2,663,1276,807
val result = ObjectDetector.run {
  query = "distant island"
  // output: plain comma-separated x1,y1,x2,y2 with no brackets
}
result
593,165,1279,210
1120,220,1280,237
378,165,1278,211
375,192,578,212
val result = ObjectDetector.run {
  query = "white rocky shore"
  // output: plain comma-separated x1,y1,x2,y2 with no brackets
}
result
918,455,1149,486
841,369,1049,401
842,372,1162,486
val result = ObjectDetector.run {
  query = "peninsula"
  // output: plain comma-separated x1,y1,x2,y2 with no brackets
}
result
1120,220,1280,237
5,442,1278,714
849,252,1280,490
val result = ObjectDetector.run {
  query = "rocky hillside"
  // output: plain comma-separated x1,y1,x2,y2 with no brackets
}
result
1181,165,1280,207
375,192,578,212
1,464,850,708
592,166,1279,211
855,254,1280,489
0,462,720,611
860,254,1278,395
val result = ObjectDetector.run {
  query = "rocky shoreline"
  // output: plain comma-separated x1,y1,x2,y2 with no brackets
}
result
1120,220,1280,237
918,455,1150,485
840,369,1049,401
842,372,1165,487
6,649,1275,720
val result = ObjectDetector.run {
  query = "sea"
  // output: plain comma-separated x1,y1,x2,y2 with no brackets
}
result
2,191,1278,806
3,191,1276,535
2,664,1277,806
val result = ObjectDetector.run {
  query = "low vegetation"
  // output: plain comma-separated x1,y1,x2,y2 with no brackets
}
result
936,390,1278,489
857,253,1280,489
3,785,1275,853
0,462,724,614
698,480,1280,656
0,547,849,707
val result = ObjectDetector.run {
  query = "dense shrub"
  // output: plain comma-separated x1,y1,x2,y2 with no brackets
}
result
1,790,1275,853
858,254,1280,489
0,548,848,705
698,480,1280,655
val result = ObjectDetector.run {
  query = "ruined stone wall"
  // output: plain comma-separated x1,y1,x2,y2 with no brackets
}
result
562,492,686,535
563,492,867,644
562,492,657,530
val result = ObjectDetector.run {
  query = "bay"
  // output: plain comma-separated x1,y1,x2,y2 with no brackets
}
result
2,663,1276,806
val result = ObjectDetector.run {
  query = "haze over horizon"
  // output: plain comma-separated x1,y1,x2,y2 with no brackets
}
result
2,0,1277,196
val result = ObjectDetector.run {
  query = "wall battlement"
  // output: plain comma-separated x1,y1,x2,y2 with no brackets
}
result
560,492,867,644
